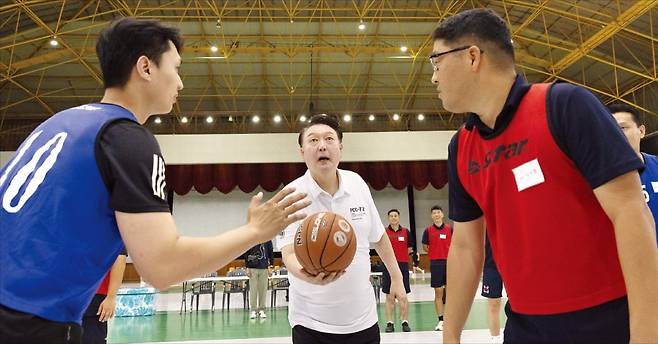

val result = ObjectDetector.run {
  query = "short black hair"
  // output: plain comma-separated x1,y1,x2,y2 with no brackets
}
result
387,209,400,216
608,103,642,127
431,205,443,212
298,114,343,147
96,17,184,88
432,8,514,62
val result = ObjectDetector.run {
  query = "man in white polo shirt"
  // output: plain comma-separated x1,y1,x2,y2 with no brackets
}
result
278,114,407,344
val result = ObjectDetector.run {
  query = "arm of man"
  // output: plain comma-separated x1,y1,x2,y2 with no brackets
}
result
548,83,657,341
593,172,658,342
407,228,414,254
374,233,407,303
98,121,310,289
422,229,429,254
97,253,127,322
443,217,486,343
117,190,309,289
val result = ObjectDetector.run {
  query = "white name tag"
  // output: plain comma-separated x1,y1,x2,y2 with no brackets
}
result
512,158,545,192
398,236,405,242
439,234,447,239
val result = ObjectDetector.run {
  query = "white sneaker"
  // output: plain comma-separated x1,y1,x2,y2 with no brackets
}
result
435,320,443,331
258,310,267,319
249,310,257,319
490,335,502,343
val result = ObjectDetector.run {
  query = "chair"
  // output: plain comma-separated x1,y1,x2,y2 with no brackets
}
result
222,268,249,310
370,261,384,303
370,274,382,303
411,265,426,281
269,268,290,308
190,272,217,312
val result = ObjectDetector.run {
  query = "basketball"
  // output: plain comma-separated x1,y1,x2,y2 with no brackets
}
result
294,212,357,275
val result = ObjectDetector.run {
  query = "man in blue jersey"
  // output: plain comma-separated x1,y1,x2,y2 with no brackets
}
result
610,103,658,245
0,18,309,344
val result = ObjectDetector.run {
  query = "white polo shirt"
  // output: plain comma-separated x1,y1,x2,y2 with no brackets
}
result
277,168,385,334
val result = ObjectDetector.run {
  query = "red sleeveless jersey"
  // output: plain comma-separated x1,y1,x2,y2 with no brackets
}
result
385,226,410,262
456,83,626,314
95,270,111,295
426,224,452,260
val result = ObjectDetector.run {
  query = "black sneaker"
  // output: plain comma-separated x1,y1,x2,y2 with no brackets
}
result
401,321,411,332
385,322,394,332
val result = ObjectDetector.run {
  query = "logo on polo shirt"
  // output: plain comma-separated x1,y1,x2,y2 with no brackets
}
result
349,206,366,221
468,138,529,174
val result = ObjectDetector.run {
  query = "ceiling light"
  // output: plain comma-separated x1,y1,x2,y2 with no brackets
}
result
417,114,425,121
206,116,214,123
181,116,188,123
393,113,400,121
299,115,307,122
368,114,375,121
358,22,366,31
210,45,218,53
400,45,408,52
228,115,233,122
154,117,161,124
49,37,59,46
252,115,260,123
273,115,282,123
343,114,351,122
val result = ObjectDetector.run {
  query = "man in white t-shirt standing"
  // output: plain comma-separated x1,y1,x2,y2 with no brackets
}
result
278,114,407,344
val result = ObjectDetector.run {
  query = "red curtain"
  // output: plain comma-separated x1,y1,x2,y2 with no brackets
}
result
166,160,447,195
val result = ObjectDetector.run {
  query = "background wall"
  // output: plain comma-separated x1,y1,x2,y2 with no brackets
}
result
171,184,448,253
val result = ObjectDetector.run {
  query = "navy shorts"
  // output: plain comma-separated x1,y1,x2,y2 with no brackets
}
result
481,267,503,298
504,297,629,344
0,304,81,344
430,259,447,288
82,294,108,344
292,322,380,344
382,262,411,294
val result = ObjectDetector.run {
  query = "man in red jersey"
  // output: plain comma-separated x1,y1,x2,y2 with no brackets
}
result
382,209,413,333
431,8,658,343
422,205,452,331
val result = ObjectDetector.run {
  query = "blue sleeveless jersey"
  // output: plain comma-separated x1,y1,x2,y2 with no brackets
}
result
0,103,137,323
641,153,658,245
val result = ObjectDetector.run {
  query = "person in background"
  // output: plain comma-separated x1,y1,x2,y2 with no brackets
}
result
245,240,274,319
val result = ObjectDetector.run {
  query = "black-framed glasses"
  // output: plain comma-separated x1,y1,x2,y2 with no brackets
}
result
429,45,483,69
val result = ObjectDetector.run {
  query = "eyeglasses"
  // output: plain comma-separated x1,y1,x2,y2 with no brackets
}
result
429,45,483,70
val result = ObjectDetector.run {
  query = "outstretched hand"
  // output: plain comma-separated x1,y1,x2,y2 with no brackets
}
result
247,187,311,243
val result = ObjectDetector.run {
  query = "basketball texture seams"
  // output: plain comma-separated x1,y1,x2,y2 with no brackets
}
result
294,212,357,274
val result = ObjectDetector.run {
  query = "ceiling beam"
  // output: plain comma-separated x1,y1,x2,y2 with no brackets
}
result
546,1,657,79
15,0,103,84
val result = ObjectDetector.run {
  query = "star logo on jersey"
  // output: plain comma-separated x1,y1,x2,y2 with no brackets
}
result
468,139,529,174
